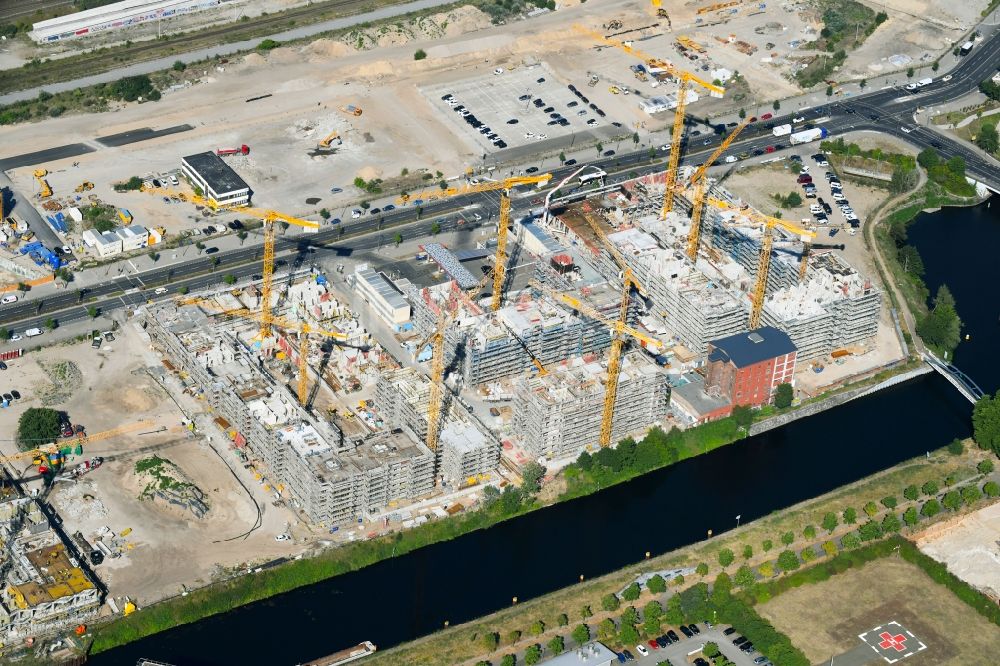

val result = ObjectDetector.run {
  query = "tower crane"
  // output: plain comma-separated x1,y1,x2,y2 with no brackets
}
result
182,297,349,406
396,174,552,312
705,197,816,329
411,271,492,452
574,26,725,218
0,420,156,469
682,115,753,260
530,280,665,448
142,187,320,339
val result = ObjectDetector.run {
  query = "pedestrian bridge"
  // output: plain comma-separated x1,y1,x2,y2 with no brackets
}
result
924,352,984,404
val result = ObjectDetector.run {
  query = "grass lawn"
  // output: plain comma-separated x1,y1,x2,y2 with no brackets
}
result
757,555,999,664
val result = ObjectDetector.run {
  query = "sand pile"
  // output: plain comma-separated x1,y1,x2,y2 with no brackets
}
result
344,5,492,50
356,165,382,181
306,38,356,61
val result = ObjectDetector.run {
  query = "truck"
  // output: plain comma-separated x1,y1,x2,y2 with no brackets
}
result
959,41,974,56
772,124,792,137
917,77,933,87
789,127,829,145
216,144,250,157
24,328,42,337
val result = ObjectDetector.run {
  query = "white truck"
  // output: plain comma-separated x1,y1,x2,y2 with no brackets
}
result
789,127,829,145
917,77,933,87
772,124,792,137
24,328,42,337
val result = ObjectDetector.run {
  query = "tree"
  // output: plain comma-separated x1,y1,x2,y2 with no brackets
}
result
863,501,878,517
984,481,1000,498
841,531,861,549
758,561,775,578
703,642,720,659
622,582,640,601
632,132,640,146
718,548,735,568
87,306,99,319
821,512,838,533
801,546,817,563
961,484,982,506
903,485,919,501
762,539,773,552
44,317,56,331
172,60,186,72
826,85,834,97
579,605,592,620
742,544,753,560
521,462,546,494
601,593,620,612
882,512,901,533
236,230,248,246
559,151,566,163
571,624,590,645
0,328,8,342
975,124,999,153
917,148,940,169
618,623,640,646
413,49,427,60
921,499,941,518
646,574,666,594
777,550,799,572
16,407,62,451
942,490,962,511
547,636,564,655
734,564,755,588
529,620,545,636
902,506,919,527
821,540,838,557
393,233,403,246
595,142,604,155
879,497,897,512
731,405,754,429
890,166,918,194
922,480,939,496
16,282,28,295
664,595,684,625
859,78,867,89
843,507,857,524
803,525,816,540
772,100,780,111
773,383,793,408
223,274,237,285
978,459,994,475
780,531,794,546
55,267,73,284
178,286,189,295
481,632,499,652
195,241,206,254
319,208,331,220
597,618,616,640
524,644,542,666
858,520,882,541
500,656,516,666
906,67,915,78
695,562,709,576
738,108,746,119
973,391,1000,455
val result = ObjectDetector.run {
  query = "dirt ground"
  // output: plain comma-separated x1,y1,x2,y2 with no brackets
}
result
914,501,1000,600
758,555,1000,665
0,324,302,608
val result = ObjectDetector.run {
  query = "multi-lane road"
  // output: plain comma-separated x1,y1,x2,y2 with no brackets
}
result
2,25,998,336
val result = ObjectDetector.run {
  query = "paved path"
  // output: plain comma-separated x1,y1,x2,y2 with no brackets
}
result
0,0,459,105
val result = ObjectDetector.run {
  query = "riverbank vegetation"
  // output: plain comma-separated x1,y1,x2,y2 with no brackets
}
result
371,444,994,666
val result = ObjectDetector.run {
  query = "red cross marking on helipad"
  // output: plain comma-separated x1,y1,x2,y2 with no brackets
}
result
878,632,908,652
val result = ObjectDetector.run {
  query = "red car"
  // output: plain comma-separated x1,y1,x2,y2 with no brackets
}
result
761,112,773,120
749,116,758,122
797,174,813,184
647,639,659,650
765,146,776,153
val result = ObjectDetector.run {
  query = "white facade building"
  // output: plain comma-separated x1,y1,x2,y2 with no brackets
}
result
82,229,123,257
30,0,222,44
181,152,252,208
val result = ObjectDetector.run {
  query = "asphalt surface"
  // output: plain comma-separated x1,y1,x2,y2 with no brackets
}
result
0,143,95,171
95,124,194,147
1,26,998,336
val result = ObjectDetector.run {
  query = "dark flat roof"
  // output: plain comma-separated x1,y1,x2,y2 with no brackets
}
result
708,326,796,368
182,151,250,195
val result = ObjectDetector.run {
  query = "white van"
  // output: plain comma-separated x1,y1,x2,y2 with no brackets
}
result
1,295,17,304
24,328,42,337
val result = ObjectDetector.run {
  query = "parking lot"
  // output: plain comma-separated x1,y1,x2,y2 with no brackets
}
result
617,623,767,666
420,63,613,154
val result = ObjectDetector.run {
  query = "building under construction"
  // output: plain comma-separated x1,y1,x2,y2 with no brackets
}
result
512,351,669,459
145,303,443,525
375,367,500,485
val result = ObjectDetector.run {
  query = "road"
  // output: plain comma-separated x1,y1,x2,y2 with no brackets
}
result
1,23,998,335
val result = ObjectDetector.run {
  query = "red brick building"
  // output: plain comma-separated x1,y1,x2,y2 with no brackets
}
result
705,327,797,408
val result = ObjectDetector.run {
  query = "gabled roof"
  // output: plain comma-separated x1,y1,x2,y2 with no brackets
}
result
708,326,796,368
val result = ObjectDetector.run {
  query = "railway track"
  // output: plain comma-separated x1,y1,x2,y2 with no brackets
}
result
0,0,399,95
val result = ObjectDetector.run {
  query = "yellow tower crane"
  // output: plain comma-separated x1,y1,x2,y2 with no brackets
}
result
574,26,725,218
705,197,816,329
141,187,320,339
530,281,664,448
0,420,156,468
396,174,552,311
682,115,753,260
411,271,492,452
181,298,349,405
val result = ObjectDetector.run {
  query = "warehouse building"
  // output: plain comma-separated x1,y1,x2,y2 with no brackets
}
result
30,0,222,44
181,151,252,208
705,327,797,408
82,229,123,258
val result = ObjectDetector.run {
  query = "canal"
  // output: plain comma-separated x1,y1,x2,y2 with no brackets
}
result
94,373,972,666
907,197,1000,394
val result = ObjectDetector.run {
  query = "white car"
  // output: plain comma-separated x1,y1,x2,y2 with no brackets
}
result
636,645,650,657
275,534,291,542
351,209,363,219
816,158,829,167
154,287,168,295
792,116,805,123
660,144,671,151
1,295,17,304
10,335,21,341
942,74,953,82
536,133,547,140
799,165,810,173
901,126,913,133
169,175,179,186
494,67,504,75
905,82,918,91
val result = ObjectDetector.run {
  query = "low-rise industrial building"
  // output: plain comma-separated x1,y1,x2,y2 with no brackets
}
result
30,0,222,44
82,229,123,257
705,327,797,408
351,264,411,327
669,373,733,424
181,151,252,208
116,224,149,251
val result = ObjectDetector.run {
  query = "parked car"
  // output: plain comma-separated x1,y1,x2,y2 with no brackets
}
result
10,390,20,399
761,112,773,120
636,645,649,657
